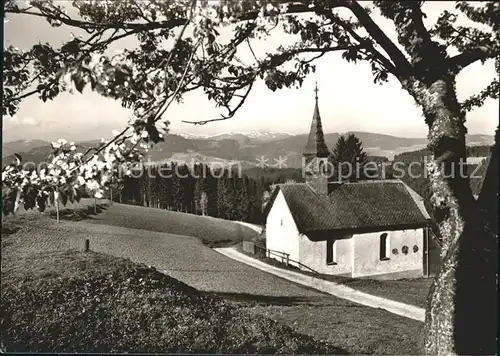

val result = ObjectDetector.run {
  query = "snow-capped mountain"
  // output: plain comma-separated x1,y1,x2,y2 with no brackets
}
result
175,133,211,140
176,131,296,143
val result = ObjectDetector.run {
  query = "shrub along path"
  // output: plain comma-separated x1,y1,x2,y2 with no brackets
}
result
2,201,424,354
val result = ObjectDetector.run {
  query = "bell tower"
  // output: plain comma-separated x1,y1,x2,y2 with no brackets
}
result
303,82,330,195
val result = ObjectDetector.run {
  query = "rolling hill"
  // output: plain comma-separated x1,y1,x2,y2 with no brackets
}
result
1,139,50,158
2,140,101,167
2,131,494,168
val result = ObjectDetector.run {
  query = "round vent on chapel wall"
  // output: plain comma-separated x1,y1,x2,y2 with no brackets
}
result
402,245,409,255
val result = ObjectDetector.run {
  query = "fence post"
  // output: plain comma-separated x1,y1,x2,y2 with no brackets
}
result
56,200,60,224
286,254,289,266
84,239,90,252
54,190,60,224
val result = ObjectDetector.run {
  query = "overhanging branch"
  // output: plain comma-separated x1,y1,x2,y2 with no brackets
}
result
5,7,187,32
345,1,412,78
182,43,358,126
448,46,496,72
5,2,333,35
182,77,255,125
317,10,398,76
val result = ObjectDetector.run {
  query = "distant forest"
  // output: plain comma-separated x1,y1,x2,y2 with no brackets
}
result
393,145,491,198
118,163,302,224
394,145,491,160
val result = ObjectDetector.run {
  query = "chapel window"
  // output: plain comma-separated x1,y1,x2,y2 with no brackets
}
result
326,239,337,265
380,233,390,261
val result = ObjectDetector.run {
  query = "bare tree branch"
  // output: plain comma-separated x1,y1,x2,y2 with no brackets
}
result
5,1,332,35
448,46,497,72
6,6,187,32
247,38,261,66
376,1,443,63
460,78,499,112
181,77,255,125
7,88,41,102
155,41,201,121
345,1,412,77
321,11,398,75
181,43,358,126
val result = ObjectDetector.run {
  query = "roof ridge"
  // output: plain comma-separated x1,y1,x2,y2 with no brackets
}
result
342,179,403,184
270,179,430,234
400,181,431,220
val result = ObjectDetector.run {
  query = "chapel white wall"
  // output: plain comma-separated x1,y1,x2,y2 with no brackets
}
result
298,234,352,275
352,228,424,278
265,190,300,263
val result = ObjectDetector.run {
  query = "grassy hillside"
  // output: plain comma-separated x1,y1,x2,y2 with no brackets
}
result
2,198,259,249
2,200,426,354
79,203,259,247
1,250,342,353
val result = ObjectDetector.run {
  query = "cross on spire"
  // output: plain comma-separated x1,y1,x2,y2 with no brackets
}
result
303,80,329,159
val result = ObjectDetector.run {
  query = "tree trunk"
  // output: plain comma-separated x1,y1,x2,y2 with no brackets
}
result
418,79,497,355
477,125,499,236
147,178,153,208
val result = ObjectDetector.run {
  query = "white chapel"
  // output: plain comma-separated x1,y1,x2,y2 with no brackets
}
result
263,85,433,279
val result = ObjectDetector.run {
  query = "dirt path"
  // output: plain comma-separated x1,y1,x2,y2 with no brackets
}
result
235,221,263,234
216,247,425,321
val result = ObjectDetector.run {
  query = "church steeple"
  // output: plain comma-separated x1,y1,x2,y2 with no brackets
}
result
303,82,330,158
303,82,330,196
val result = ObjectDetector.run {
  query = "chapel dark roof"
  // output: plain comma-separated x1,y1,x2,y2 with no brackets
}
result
265,180,430,236
303,84,330,158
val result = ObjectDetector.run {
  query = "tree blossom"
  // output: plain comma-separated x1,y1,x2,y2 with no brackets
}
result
2,126,147,214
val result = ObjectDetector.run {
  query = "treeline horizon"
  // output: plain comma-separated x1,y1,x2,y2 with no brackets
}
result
117,163,303,225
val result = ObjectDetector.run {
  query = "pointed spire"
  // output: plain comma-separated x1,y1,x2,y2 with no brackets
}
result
303,82,330,158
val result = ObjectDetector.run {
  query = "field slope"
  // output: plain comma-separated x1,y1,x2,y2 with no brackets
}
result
2,201,425,354
80,202,259,247
1,250,342,354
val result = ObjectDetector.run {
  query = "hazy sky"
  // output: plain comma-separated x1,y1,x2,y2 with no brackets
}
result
2,1,498,142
